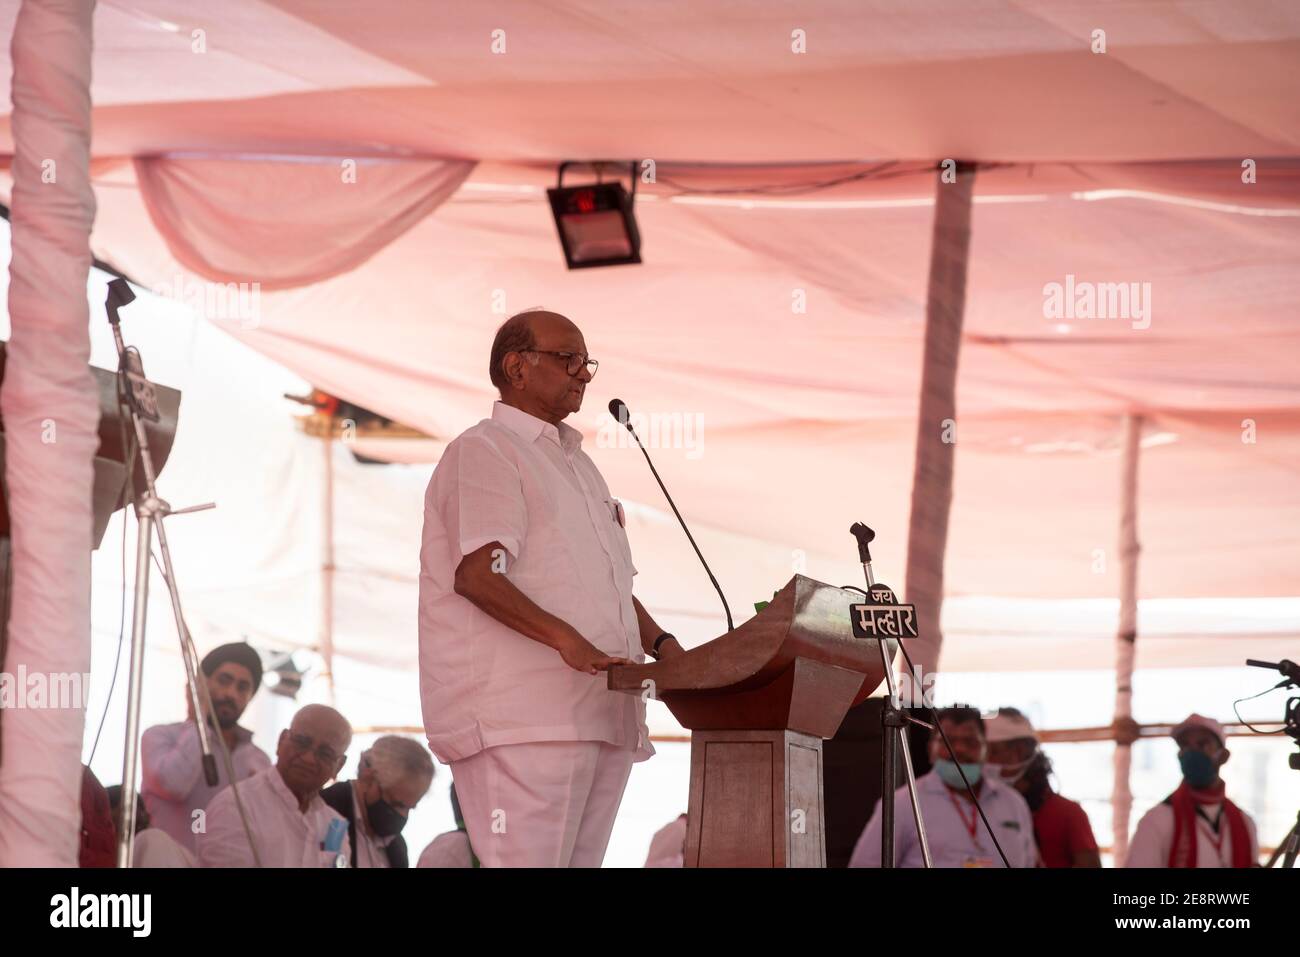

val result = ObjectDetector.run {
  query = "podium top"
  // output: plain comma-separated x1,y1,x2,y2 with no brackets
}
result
0,342,180,547
608,575,893,736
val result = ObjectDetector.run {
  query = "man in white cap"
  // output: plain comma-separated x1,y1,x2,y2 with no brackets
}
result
986,707,1099,867
1125,713,1258,868
418,310,684,867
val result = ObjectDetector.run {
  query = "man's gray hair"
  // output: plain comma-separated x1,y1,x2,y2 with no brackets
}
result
362,735,435,789
489,310,543,393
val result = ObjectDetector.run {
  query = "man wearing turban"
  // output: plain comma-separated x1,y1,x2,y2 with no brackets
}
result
140,641,272,852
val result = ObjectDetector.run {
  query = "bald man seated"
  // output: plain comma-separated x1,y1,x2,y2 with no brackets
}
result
196,705,353,868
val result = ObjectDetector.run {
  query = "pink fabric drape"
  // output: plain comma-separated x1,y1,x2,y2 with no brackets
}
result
20,156,1293,606
134,155,475,290
0,0,98,867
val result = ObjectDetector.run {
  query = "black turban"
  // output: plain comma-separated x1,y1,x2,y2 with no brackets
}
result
200,642,263,692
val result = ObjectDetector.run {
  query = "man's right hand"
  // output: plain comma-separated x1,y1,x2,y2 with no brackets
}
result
555,628,631,675
456,543,632,674
186,682,214,726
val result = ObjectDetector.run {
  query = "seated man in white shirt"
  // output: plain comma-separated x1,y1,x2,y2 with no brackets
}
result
419,309,685,867
1125,713,1258,868
141,641,272,853
197,704,353,868
849,706,1037,868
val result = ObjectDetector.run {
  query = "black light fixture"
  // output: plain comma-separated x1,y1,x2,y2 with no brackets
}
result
547,161,641,269
261,649,308,700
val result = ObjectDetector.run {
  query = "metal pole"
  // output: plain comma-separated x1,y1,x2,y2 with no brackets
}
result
854,524,932,868
320,435,336,704
116,509,153,868
109,289,217,868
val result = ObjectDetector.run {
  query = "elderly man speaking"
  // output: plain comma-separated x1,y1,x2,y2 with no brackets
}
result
419,309,683,867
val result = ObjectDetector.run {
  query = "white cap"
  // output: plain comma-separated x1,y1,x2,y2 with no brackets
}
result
985,710,1038,744
1171,713,1225,747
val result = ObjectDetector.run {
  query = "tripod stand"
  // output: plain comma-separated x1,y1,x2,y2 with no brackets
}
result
848,522,932,868
1265,811,1299,868
1246,658,1299,868
106,279,217,867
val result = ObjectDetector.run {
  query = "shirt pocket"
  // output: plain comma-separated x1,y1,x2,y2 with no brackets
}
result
604,498,637,576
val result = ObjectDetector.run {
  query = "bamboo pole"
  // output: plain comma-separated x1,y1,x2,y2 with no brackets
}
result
903,161,976,693
1111,414,1142,866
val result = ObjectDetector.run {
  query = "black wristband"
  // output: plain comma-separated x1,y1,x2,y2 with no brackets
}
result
651,633,676,658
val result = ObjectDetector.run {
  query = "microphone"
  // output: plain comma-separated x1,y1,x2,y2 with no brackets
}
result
609,399,733,631
1246,658,1300,686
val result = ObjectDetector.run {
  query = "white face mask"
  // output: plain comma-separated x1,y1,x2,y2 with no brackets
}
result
987,751,1037,785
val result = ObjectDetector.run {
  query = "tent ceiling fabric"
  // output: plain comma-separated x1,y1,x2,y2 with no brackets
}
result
13,155,1291,602
134,156,476,289
0,2,1295,658
1,1,1298,162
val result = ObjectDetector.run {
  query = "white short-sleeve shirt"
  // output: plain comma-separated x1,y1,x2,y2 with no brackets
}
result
849,770,1038,868
195,766,350,868
418,401,652,765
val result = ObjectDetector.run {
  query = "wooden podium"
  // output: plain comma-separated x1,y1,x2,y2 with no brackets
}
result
608,574,894,867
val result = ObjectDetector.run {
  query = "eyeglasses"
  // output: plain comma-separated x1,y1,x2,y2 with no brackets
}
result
285,732,341,767
524,350,599,378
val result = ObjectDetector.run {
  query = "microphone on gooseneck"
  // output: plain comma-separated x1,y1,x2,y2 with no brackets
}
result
1246,658,1300,687
609,398,734,632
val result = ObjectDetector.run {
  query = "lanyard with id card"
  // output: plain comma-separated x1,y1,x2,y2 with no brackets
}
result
322,817,348,868
947,788,997,867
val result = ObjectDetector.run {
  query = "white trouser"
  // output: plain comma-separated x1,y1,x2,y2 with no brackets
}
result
451,741,635,867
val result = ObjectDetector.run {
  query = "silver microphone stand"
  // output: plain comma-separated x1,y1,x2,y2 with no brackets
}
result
106,279,217,867
849,522,933,868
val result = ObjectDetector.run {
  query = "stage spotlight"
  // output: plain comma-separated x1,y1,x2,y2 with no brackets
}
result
547,161,642,269
262,649,308,699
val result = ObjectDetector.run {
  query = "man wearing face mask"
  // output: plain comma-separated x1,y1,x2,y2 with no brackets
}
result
986,708,1099,867
321,735,434,868
849,706,1037,867
1126,714,1258,868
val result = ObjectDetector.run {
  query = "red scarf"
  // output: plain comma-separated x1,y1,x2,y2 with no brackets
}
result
1167,780,1251,868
